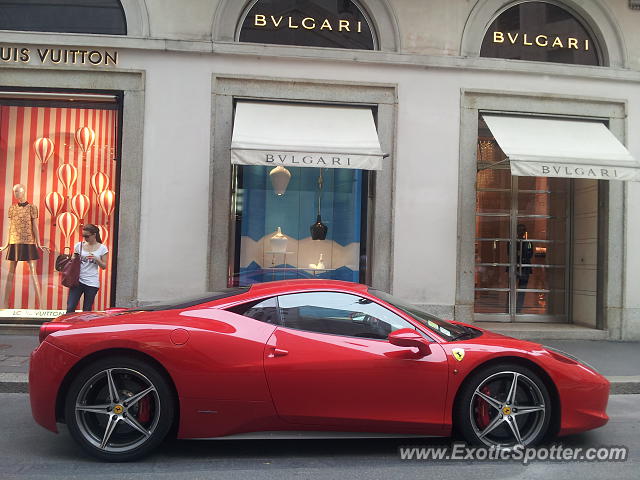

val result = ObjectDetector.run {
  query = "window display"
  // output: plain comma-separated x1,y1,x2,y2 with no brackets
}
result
0,100,119,316
230,165,367,286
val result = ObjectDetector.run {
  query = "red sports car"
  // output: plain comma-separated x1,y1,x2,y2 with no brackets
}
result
29,280,609,461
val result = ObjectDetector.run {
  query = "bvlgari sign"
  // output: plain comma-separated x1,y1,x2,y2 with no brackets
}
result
238,0,376,50
491,32,590,51
252,15,365,33
480,1,599,66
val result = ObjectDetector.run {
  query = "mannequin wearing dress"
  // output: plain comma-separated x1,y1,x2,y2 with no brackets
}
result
0,184,49,308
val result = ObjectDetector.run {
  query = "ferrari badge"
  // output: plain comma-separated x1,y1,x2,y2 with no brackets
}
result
452,348,465,362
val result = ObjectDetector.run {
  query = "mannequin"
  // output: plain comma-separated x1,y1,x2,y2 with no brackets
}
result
0,184,50,308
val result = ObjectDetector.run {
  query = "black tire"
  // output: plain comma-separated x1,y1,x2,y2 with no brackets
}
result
454,363,552,447
64,355,175,461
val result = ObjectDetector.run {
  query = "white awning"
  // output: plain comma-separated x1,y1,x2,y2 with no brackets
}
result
231,101,385,170
483,115,640,181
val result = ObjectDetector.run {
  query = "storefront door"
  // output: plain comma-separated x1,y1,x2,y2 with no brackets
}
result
474,159,570,322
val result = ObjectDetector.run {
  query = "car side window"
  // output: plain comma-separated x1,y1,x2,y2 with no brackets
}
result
227,297,280,325
276,292,416,340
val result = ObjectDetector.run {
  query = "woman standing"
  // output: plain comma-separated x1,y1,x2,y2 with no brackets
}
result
66,224,108,313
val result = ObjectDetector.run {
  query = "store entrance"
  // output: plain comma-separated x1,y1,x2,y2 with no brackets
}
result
474,143,570,323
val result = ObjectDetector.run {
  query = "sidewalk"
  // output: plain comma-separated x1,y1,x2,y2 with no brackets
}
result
1,334,638,394
0,335,38,393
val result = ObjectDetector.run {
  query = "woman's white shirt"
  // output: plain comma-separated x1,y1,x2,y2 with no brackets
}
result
74,242,108,288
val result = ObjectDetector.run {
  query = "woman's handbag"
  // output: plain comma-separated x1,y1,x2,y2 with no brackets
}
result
55,247,72,272
60,244,81,288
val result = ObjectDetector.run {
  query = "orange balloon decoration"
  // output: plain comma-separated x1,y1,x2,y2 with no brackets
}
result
57,212,79,244
91,171,110,197
70,194,90,220
98,189,116,217
34,137,55,165
75,126,95,154
57,163,77,193
44,192,64,224
97,225,109,245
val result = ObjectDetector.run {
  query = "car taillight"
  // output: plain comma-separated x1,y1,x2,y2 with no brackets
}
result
39,322,71,343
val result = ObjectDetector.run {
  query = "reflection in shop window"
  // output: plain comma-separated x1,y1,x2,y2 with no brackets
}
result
480,1,601,66
0,0,127,35
0,100,119,315
475,119,569,319
230,165,367,287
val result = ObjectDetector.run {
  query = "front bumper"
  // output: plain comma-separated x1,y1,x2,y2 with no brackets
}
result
556,364,610,436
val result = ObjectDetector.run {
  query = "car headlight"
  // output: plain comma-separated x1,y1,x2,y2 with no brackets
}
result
544,345,600,374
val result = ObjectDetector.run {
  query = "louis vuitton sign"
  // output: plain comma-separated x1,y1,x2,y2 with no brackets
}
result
0,45,118,66
239,0,376,50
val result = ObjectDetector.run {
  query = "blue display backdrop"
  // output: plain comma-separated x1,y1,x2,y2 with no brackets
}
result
233,165,364,286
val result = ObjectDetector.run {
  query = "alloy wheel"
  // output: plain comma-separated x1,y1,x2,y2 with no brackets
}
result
469,370,547,447
74,367,161,453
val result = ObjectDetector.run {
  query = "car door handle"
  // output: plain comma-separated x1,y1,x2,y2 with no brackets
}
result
273,348,289,357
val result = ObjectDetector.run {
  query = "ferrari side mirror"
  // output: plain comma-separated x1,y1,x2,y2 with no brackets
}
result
388,328,431,357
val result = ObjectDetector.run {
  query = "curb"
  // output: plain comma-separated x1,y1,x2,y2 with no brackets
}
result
1,373,638,395
0,373,28,393
608,376,640,395
0,324,40,335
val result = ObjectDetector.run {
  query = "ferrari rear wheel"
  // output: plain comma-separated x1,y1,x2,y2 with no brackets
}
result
455,364,551,448
64,356,174,461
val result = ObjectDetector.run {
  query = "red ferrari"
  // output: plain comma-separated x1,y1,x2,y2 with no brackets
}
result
29,280,609,461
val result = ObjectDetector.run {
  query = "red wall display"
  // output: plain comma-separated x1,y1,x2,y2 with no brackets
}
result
0,104,118,312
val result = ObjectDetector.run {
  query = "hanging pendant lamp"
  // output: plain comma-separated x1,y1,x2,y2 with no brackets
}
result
269,165,291,196
310,168,328,240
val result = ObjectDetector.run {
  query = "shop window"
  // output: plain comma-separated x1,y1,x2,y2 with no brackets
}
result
276,291,414,339
480,1,601,66
0,95,120,316
238,0,377,50
230,165,368,286
0,0,127,35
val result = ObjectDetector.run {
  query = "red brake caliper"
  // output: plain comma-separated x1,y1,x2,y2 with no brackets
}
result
137,396,151,423
476,386,492,429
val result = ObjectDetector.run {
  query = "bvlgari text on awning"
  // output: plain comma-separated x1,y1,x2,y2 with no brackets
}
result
265,154,353,167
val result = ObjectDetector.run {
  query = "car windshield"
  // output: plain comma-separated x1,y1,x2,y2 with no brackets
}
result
370,289,470,341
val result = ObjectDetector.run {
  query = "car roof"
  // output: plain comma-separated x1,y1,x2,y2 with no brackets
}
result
247,279,370,295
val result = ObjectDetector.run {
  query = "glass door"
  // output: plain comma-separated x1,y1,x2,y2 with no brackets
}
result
474,139,570,323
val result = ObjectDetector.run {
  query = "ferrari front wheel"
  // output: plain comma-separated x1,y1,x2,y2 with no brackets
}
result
455,364,551,448
64,356,174,461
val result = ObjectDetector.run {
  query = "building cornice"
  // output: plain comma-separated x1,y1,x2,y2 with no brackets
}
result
1,30,640,83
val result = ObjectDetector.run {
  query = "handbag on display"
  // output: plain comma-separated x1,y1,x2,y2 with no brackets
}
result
60,244,81,288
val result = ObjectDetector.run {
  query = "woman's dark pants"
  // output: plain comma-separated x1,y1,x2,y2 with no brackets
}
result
66,282,99,313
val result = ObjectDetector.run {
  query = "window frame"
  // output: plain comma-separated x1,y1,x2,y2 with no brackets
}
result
225,289,436,342
478,1,602,67
235,0,379,50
